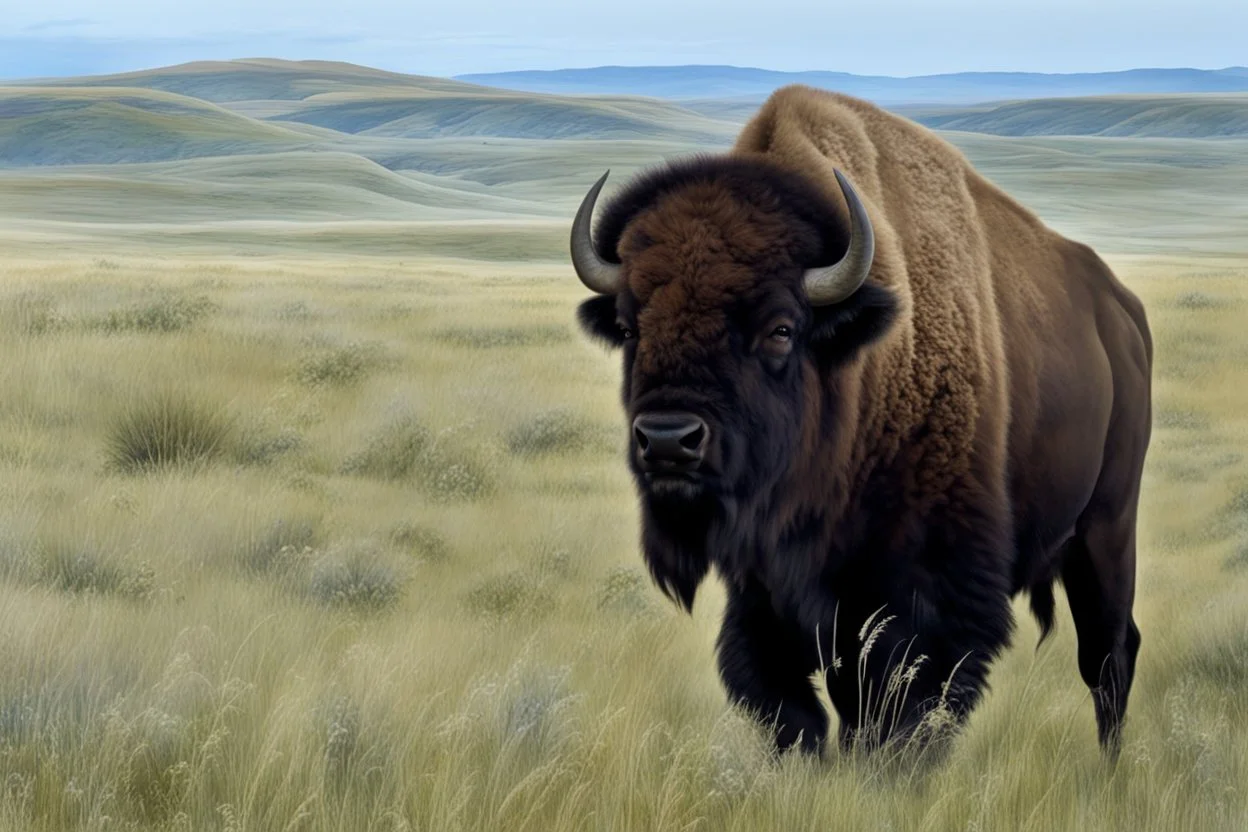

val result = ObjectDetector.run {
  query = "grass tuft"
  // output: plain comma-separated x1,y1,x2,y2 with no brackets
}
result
232,424,304,467
105,392,233,473
95,293,217,334
341,415,495,501
40,544,156,601
390,522,451,562
296,341,385,386
4,291,66,335
505,409,598,457
340,414,431,480
597,566,655,616
305,544,404,613
464,571,553,619
240,518,321,574
434,325,570,349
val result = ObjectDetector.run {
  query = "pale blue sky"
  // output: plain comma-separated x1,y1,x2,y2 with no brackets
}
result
2,0,1244,80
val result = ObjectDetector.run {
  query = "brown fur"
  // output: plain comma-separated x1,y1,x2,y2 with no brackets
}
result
576,84,1153,755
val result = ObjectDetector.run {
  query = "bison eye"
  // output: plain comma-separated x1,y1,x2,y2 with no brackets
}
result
769,325,793,342
618,322,636,340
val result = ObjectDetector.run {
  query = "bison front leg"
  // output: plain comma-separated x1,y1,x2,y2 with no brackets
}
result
716,578,827,755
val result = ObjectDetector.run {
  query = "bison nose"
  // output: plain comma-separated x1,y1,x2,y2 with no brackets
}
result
633,412,708,467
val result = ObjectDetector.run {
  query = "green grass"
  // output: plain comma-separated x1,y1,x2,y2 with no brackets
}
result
104,390,234,473
274,90,738,142
1,61,1247,830
27,58,484,103
0,87,317,166
0,253,1245,831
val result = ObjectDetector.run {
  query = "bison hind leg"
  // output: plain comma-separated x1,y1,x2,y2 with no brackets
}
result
1029,580,1057,645
1062,524,1141,758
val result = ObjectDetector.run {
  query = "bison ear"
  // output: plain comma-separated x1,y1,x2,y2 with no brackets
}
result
577,295,626,348
806,282,898,367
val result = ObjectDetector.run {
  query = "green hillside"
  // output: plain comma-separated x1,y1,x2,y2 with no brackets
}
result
918,94,1248,137
0,87,319,166
24,58,474,103
4,60,1248,259
273,90,738,142
0,151,558,224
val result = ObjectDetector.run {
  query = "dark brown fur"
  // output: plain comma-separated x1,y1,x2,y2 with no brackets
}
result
575,85,1152,756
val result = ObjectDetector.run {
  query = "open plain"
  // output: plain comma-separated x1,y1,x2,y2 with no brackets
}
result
1,61,1246,830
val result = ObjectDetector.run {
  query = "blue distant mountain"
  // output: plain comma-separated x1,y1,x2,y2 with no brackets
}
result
454,65,1248,104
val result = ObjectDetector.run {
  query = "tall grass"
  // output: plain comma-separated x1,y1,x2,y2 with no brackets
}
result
0,256,1245,831
105,391,234,473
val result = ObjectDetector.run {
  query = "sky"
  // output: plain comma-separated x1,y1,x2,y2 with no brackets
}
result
1,0,1245,80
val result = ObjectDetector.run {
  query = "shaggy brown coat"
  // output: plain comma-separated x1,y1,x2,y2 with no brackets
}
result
576,84,1152,754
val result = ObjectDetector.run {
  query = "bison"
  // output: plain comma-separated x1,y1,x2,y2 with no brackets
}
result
569,85,1152,757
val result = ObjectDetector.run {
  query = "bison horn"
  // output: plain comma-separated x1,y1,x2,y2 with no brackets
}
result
803,169,876,307
570,170,623,295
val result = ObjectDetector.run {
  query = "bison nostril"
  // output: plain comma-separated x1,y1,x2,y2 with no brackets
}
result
633,413,708,466
680,424,706,451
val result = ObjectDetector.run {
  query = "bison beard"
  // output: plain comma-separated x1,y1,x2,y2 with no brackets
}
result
569,85,1152,757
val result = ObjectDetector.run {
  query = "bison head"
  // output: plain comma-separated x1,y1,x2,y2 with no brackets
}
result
570,155,898,608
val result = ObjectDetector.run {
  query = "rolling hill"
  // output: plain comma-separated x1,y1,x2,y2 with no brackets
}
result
273,90,737,142
5,59,740,165
0,151,555,225
913,94,1248,138
22,58,477,103
0,86,320,166
456,65,1248,104
4,58,1248,259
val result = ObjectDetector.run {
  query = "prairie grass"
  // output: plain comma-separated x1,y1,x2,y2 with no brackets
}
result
0,253,1245,832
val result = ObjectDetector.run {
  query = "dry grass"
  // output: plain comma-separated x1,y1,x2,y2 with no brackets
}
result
0,252,1245,832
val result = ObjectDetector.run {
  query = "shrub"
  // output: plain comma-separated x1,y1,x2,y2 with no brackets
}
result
96,294,217,334
5,291,65,335
417,446,495,503
531,545,575,579
105,392,233,473
240,518,321,574
1225,539,1248,572
340,415,431,480
233,425,304,467
341,416,495,502
464,571,552,619
390,523,451,562
505,410,596,457
0,529,38,585
1175,291,1226,309
597,566,655,616
296,341,384,387
306,550,403,613
434,325,569,349
1182,627,1248,688
1153,408,1211,431
276,301,315,321
40,544,156,601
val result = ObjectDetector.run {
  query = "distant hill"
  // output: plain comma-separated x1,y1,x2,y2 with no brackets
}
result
22,59,477,103
456,65,1248,105
0,87,318,166
5,57,1248,259
273,90,736,142
6,59,739,160
913,94,1248,138
0,151,551,224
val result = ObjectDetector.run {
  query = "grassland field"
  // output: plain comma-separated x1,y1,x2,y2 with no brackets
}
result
1,60,1247,831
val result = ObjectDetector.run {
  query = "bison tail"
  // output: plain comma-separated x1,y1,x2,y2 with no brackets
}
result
1029,582,1056,647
